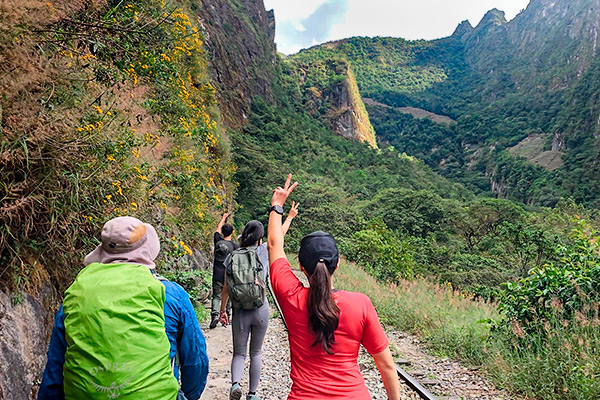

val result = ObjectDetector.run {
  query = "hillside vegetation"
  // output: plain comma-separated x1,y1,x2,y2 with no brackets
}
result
2,0,600,399
0,0,234,292
295,0,600,207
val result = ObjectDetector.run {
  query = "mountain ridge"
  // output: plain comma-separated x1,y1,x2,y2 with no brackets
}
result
299,0,600,206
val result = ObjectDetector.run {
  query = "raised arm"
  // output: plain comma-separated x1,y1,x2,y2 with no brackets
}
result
281,201,299,237
268,174,298,265
215,212,231,234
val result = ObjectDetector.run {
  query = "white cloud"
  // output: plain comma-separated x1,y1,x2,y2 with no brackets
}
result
265,0,531,54
272,0,349,54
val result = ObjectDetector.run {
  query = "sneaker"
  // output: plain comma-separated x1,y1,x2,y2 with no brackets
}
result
229,383,242,400
246,395,259,400
209,318,219,329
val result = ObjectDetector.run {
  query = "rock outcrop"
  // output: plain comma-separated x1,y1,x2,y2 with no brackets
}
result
461,0,600,90
323,66,377,147
300,59,377,148
0,286,58,400
199,0,277,127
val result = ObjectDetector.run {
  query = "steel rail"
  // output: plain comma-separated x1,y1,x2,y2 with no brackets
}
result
396,365,437,400
272,269,437,399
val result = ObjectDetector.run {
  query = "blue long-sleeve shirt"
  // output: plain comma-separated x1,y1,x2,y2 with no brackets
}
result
37,279,209,400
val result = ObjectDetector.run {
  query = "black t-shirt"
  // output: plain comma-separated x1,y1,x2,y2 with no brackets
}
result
213,232,238,283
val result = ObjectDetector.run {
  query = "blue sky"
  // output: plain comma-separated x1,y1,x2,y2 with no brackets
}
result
264,0,531,54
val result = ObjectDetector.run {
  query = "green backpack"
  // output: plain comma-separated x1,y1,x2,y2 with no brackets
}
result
226,247,266,310
62,262,179,400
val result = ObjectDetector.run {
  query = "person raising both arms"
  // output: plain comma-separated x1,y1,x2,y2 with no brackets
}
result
267,174,401,400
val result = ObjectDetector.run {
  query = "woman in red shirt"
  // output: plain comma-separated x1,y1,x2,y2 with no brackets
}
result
267,175,400,400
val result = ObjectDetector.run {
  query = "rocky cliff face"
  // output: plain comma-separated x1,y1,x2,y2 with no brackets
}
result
323,67,377,147
199,0,277,127
462,0,600,90
299,59,377,147
0,286,58,399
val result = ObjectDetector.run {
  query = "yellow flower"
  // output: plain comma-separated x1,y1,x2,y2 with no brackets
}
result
93,105,103,114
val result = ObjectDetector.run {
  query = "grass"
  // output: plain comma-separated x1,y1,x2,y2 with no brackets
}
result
335,260,498,363
335,260,600,399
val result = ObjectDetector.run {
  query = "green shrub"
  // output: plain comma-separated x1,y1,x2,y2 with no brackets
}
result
499,220,600,333
162,269,211,306
342,219,414,281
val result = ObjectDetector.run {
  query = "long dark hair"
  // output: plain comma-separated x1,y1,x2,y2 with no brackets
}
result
307,261,340,354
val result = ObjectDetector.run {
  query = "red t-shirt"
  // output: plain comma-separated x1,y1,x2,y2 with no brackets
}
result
270,257,389,399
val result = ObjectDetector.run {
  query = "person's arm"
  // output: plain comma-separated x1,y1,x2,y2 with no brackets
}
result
175,286,209,400
372,348,401,400
215,212,231,234
37,305,67,400
361,295,399,400
267,174,298,266
281,201,299,237
219,276,229,326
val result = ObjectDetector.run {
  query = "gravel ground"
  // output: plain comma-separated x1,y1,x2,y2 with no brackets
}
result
201,316,419,400
386,330,518,400
200,267,519,400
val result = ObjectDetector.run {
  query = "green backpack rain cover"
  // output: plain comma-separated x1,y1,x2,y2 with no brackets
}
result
62,262,178,400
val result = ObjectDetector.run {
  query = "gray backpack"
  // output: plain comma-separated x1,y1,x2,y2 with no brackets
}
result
226,246,266,310
214,240,235,262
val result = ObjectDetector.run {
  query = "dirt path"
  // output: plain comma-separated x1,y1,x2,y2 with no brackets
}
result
201,315,292,400
387,329,516,400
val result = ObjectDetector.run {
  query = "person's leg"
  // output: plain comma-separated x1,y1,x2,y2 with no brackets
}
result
231,309,250,385
247,303,269,394
210,278,224,327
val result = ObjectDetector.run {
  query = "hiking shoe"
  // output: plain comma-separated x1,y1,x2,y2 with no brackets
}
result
209,317,219,329
229,383,242,400
246,395,259,400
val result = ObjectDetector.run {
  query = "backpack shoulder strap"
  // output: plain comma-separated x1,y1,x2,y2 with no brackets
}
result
152,273,169,282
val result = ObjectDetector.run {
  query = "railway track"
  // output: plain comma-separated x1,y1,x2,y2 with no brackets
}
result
268,275,439,400
396,364,437,400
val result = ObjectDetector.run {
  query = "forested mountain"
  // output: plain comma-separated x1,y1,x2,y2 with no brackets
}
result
2,0,600,398
296,0,600,207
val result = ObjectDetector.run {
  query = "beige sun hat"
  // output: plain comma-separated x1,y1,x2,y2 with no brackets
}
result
84,216,160,269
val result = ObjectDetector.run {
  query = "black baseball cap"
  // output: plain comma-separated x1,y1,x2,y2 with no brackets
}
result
298,231,339,274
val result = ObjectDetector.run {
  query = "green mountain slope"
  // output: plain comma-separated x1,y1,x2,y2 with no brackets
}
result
295,0,600,207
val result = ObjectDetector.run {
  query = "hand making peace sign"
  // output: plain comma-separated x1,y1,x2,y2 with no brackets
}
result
271,174,298,207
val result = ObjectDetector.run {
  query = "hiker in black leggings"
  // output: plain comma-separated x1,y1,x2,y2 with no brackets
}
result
220,204,298,400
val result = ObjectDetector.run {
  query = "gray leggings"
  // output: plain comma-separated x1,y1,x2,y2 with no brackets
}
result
231,302,269,392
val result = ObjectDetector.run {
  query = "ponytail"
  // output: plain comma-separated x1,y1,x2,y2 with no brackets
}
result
307,261,340,354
